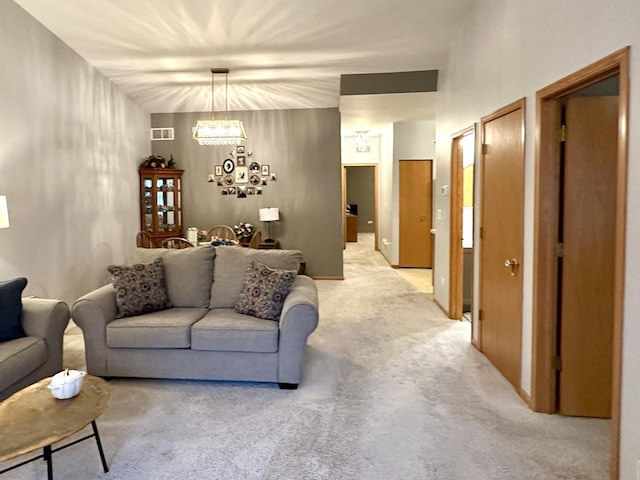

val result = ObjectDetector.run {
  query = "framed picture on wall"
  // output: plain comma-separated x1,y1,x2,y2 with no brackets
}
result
270,172,278,182
237,186,247,198
237,155,246,167
249,174,261,185
215,165,223,176
237,146,245,154
207,174,215,183
256,187,262,195
235,166,248,184
221,188,228,195
261,165,270,176
227,186,236,195
223,158,234,174
247,187,256,195
249,161,260,174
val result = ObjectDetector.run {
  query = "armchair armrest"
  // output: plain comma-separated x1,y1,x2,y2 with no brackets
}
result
71,284,118,376
21,297,70,371
277,275,319,385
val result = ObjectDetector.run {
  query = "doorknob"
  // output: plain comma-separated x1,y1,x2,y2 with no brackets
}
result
504,258,520,276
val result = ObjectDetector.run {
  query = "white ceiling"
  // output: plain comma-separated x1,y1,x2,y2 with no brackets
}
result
14,0,470,133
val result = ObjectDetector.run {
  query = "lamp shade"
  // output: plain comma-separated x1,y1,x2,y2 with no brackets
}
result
193,119,247,146
259,207,279,222
0,196,8,229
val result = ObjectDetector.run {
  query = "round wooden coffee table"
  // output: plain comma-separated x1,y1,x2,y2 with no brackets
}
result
0,374,111,479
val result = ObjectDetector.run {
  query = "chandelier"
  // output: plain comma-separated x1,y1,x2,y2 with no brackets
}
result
193,68,247,146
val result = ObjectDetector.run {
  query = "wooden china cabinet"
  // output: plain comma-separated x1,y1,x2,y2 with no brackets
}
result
139,168,184,246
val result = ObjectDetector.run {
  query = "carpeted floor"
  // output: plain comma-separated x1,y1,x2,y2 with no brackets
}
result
2,236,609,479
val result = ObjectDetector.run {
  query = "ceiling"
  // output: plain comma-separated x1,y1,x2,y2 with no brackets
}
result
14,0,470,133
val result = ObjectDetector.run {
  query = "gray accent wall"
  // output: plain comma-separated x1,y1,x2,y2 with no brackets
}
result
0,0,149,305
151,108,343,278
340,70,438,95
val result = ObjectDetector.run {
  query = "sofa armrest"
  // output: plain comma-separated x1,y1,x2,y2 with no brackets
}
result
71,284,118,376
277,275,319,385
21,297,70,371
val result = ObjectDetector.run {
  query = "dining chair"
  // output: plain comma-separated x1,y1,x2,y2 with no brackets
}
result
136,231,155,248
248,230,262,249
159,237,194,249
206,225,237,241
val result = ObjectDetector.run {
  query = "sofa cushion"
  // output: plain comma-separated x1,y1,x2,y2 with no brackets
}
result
210,246,303,309
0,277,27,342
235,260,297,321
191,309,279,353
0,336,46,392
107,307,208,348
133,246,216,308
108,259,171,318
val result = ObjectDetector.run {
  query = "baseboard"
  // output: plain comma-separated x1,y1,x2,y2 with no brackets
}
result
391,264,399,269
517,387,534,410
311,276,344,280
433,297,450,317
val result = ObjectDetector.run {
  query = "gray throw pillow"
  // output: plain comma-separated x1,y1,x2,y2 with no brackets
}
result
235,260,297,321
108,259,171,318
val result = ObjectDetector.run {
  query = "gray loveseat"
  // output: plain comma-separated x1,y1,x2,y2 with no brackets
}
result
72,246,319,389
1,297,70,401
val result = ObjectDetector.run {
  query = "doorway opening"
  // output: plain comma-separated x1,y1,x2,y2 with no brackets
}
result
449,127,476,322
532,47,629,479
342,164,378,251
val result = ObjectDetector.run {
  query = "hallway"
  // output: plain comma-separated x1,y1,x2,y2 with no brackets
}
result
344,233,433,294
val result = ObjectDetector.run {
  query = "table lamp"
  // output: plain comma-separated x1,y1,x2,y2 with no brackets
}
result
259,207,279,243
0,196,9,229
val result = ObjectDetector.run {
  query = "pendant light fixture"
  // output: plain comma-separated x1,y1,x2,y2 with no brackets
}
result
193,68,247,146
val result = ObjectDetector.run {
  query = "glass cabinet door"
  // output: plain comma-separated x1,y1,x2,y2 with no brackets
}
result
139,169,183,241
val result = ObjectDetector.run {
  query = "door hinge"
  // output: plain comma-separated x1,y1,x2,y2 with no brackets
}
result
482,143,488,155
479,227,483,239
552,356,562,371
554,242,565,258
560,124,566,142
478,309,483,321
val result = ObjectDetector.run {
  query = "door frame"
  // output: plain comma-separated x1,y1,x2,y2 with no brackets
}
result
531,47,629,479
449,126,475,321
341,163,379,250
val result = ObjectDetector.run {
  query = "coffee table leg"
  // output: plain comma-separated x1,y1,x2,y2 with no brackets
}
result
91,420,109,473
43,445,53,480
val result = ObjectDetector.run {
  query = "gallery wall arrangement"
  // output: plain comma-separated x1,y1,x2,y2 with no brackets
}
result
207,145,277,198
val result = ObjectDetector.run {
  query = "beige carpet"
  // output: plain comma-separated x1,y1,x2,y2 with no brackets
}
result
3,240,609,479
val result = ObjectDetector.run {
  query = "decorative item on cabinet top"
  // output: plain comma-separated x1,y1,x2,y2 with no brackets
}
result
139,154,176,169
209,145,276,199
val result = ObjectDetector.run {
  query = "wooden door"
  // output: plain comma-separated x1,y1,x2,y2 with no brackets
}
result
558,96,618,417
479,101,525,388
399,160,433,267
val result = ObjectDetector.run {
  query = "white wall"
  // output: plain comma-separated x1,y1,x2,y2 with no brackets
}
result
433,0,640,477
341,134,381,165
0,0,148,305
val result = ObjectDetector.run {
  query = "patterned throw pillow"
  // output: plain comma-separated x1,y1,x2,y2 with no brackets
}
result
235,260,297,321
108,258,171,318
